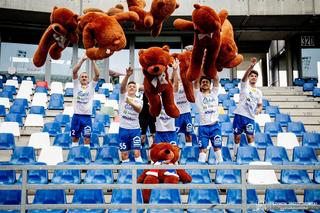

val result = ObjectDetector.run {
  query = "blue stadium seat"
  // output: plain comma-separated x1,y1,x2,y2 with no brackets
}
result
129,148,148,164
0,74,7,83
221,122,233,137
5,113,23,127
54,114,70,127
35,86,48,94
67,146,92,164
50,93,64,101
79,133,100,149
147,189,183,213
30,105,46,117
215,169,241,184
218,94,230,104
64,88,73,97
220,78,231,86
312,87,320,97
0,105,6,117
94,114,111,127
16,162,48,184
236,146,260,164
9,104,26,117
0,91,13,101
218,114,231,123
280,170,311,184
228,105,237,117
103,133,119,147
69,189,105,213
224,83,234,92
193,113,200,127
117,168,143,184
92,100,101,110
265,189,304,213
109,189,144,213
109,93,120,101
91,107,97,118
64,123,71,133
180,146,200,164
314,170,320,184
0,162,16,184
264,122,283,137
302,132,320,149
185,169,211,184
0,133,15,150
304,189,320,206
275,113,292,127
95,146,120,165
3,85,17,95
232,78,241,86
303,82,314,91
0,190,21,206
51,162,81,184
48,98,64,110
293,146,318,165
255,123,261,133
287,122,306,137
98,88,110,97
222,99,236,110
10,146,35,164
262,99,270,110
84,169,114,184
226,133,248,149
307,78,318,86
293,78,305,86
23,75,36,84
53,133,72,149
228,87,240,97
188,189,223,213
92,122,105,136
226,189,259,213
8,75,22,83
254,133,273,149
265,106,280,118
28,189,66,213
265,146,290,165
208,147,232,164
13,98,28,109
43,122,62,137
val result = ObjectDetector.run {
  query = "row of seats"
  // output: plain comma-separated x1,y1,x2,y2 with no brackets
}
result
0,188,319,213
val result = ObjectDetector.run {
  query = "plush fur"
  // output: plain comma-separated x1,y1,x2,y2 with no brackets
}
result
216,10,243,71
171,50,195,103
78,11,138,60
137,143,192,203
33,7,79,67
138,45,180,118
83,4,124,16
127,0,179,37
173,4,227,81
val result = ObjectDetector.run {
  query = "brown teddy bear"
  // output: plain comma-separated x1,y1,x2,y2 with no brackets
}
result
171,48,195,103
137,142,192,203
138,45,180,118
33,7,79,67
82,4,124,16
216,10,243,71
78,11,139,60
127,0,179,37
173,4,227,81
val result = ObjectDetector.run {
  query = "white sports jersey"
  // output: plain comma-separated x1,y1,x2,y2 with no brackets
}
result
155,107,175,132
194,87,219,126
73,79,97,115
174,83,191,114
119,93,143,129
233,81,263,120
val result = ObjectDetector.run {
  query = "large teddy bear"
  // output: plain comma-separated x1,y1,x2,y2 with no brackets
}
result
33,7,79,67
78,11,139,60
137,142,192,203
216,10,243,71
127,0,179,37
171,49,195,103
139,45,180,118
173,4,227,81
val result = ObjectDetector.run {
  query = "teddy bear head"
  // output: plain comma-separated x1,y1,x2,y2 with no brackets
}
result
149,142,180,164
192,4,221,33
138,45,173,76
50,6,78,32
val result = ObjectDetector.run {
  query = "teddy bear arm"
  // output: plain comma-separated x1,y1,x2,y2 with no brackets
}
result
224,54,244,68
82,24,96,48
203,47,219,79
186,45,204,81
163,175,179,184
49,42,67,60
173,19,194,31
144,13,154,28
142,175,159,203
69,32,79,44
181,79,195,103
86,47,114,60
162,85,180,118
144,90,162,117
114,11,139,23
137,170,148,183
176,169,192,183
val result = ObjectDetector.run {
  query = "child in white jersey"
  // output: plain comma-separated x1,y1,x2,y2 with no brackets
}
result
194,75,223,164
119,67,144,163
233,57,263,157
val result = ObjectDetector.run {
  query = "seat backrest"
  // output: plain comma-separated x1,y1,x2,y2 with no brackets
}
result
0,133,15,149
304,189,320,204
25,114,44,127
255,113,272,127
188,189,220,204
215,169,241,184
293,146,318,164
111,189,143,204
0,190,21,204
180,146,200,164
67,146,92,164
38,146,63,165
302,132,320,147
0,122,20,136
275,113,292,127
248,161,279,184
10,146,35,164
84,169,114,184
226,189,258,204
28,132,50,149
264,146,290,164
149,189,181,204
236,146,260,164
265,189,297,204
280,169,311,184
277,132,299,149
33,189,66,204
72,189,105,204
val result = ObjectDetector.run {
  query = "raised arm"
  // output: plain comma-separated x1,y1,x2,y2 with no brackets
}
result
242,57,257,82
91,61,100,82
213,75,219,88
120,67,134,94
72,55,87,80
172,58,180,93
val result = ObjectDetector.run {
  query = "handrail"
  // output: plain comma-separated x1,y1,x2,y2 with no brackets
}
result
0,163,319,212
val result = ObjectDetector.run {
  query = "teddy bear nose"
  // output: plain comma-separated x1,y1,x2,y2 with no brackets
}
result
153,66,159,72
165,149,170,154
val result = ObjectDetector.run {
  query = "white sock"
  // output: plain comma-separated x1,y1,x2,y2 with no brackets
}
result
122,159,130,163
248,142,256,147
135,156,143,163
198,152,207,163
71,142,78,147
84,144,90,148
234,143,240,156
215,149,223,163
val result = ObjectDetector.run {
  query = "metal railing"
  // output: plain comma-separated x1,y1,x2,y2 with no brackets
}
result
0,163,320,212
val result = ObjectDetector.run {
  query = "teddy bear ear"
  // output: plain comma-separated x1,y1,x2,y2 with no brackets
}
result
138,49,145,56
193,4,201,9
162,45,170,52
